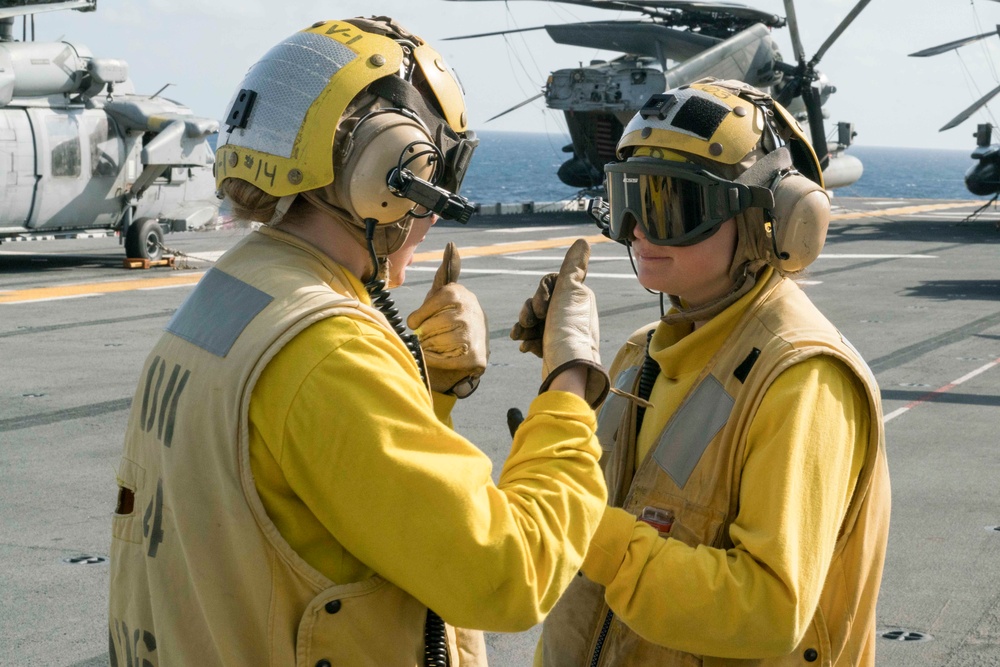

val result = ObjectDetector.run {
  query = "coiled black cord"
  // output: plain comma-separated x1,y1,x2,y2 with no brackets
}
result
362,219,447,666
423,609,450,667
363,219,427,385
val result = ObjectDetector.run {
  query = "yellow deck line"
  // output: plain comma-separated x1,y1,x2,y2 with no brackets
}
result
0,273,205,304
1,234,610,304
411,233,608,263
831,201,976,221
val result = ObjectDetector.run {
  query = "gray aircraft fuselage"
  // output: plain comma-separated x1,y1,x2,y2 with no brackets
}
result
0,31,218,256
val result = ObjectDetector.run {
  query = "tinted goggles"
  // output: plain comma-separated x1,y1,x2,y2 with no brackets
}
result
604,159,773,246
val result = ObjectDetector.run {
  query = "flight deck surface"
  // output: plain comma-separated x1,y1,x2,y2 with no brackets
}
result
2,196,999,666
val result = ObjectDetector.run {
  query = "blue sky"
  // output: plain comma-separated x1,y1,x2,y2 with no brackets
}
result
25,0,1000,150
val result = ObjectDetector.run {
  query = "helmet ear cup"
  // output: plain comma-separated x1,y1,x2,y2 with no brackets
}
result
334,111,436,224
769,173,831,272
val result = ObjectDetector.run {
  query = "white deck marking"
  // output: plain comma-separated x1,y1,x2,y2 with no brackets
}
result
884,357,1000,423
504,255,630,261
816,254,938,259
484,226,572,233
406,267,635,279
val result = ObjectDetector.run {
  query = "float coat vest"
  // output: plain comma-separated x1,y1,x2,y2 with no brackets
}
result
541,272,890,667
108,227,487,667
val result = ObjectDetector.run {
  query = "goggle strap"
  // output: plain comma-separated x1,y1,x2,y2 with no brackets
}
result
368,76,458,148
368,75,475,191
736,146,792,189
744,184,775,210
735,147,792,210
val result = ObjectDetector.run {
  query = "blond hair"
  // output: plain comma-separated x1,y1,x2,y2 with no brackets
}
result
219,178,281,224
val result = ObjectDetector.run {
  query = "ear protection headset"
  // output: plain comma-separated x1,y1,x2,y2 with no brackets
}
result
331,16,479,228
331,107,439,224
732,142,830,273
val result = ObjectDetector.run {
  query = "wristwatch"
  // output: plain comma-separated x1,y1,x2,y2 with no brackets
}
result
447,374,481,399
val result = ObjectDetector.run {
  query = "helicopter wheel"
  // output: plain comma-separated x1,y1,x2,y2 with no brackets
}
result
125,218,165,261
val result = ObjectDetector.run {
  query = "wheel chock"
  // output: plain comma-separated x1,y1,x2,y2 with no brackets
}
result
123,256,177,270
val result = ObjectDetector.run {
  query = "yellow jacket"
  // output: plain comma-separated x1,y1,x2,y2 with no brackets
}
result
538,269,890,666
109,227,607,666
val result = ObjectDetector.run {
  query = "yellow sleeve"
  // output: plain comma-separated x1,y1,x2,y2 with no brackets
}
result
253,316,607,633
580,356,869,658
431,389,457,427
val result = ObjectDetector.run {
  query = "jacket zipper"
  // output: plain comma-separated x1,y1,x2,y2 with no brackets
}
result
590,332,653,666
589,609,614,667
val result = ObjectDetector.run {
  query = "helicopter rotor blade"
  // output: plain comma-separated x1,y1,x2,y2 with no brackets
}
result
545,21,718,60
810,0,875,66
940,82,1000,131
802,84,830,170
443,0,785,25
909,27,1000,57
778,1,814,162
443,25,547,41
782,0,808,64
485,92,545,123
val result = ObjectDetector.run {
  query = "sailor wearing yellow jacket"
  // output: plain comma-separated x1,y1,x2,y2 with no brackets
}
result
524,80,891,666
108,17,610,667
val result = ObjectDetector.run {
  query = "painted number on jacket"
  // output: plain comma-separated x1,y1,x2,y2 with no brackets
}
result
110,617,158,667
140,356,191,448
143,478,165,558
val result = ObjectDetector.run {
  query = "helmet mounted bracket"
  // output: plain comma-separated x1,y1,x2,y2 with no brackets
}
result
225,89,257,132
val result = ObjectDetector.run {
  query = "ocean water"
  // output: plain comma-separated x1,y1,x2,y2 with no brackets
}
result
832,145,979,201
461,132,984,203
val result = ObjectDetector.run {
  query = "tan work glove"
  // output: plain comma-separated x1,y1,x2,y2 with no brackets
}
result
509,238,610,408
407,242,489,398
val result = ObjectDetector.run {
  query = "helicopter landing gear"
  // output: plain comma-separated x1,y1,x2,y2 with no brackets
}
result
125,217,164,261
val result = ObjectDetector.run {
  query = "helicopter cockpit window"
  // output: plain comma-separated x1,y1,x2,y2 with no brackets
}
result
86,117,124,178
45,115,82,178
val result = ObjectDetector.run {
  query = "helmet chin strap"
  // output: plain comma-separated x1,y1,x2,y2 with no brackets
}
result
268,194,297,225
660,259,767,326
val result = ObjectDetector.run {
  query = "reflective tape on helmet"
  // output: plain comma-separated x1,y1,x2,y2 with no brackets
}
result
215,24,403,196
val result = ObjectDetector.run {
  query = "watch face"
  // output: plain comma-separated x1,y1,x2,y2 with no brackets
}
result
450,375,481,399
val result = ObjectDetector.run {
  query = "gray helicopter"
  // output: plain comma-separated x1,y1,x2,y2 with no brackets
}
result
446,0,869,191
0,0,218,262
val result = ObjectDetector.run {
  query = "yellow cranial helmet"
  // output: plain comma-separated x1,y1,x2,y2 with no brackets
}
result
215,17,478,252
617,79,823,183
607,78,830,275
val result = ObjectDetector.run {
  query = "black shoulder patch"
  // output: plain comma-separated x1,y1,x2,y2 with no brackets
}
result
733,347,761,384
672,96,730,140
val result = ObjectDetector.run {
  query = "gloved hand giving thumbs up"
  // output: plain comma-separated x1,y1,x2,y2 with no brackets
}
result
510,238,610,408
407,242,489,398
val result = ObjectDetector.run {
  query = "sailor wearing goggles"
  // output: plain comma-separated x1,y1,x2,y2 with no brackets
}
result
535,80,891,667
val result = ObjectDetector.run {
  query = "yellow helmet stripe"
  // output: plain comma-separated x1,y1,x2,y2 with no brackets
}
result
412,44,468,133
215,23,402,196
